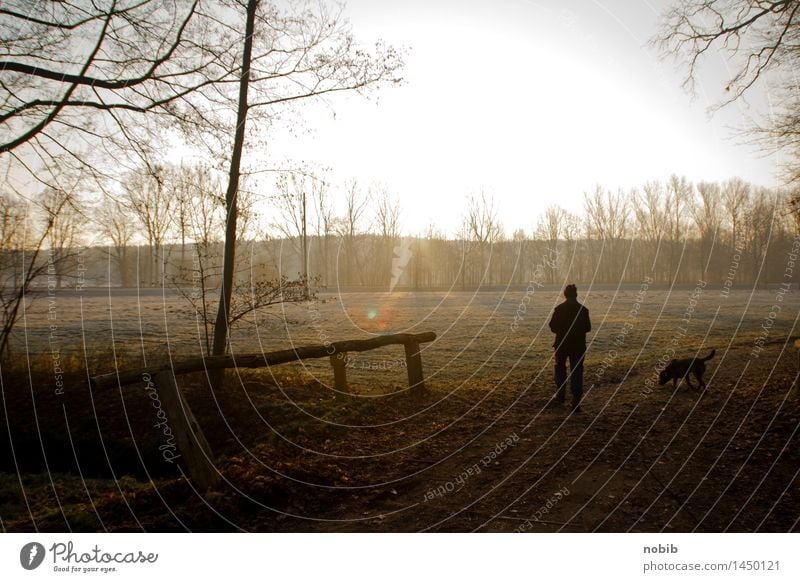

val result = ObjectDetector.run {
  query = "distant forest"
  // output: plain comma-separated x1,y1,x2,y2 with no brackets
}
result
2,170,798,293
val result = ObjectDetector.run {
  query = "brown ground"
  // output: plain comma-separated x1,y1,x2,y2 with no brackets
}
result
1,287,799,532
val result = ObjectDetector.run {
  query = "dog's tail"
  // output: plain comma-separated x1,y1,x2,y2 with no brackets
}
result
702,349,715,361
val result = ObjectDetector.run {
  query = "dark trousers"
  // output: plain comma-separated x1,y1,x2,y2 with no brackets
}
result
554,350,585,400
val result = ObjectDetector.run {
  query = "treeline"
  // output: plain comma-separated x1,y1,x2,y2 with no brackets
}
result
2,169,797,294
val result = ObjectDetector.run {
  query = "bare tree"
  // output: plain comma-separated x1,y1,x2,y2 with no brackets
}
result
633,181,668,280
40,185,86,289
535,205,567,283
374,185,402,287
461,191,502,288
691,181,722,280
0,193,30,352
655,0,800,103
188,171,225,250
511,228,527,285
742,188,779,286
171,167,195,272
311,178,335,288
0,0,200,142
161,163,225,287
0,193,27,291
722,177,751,251
375,186,402,242
96,197,135,287
655,0,800,200
666,174,692,281
124,166,174,286
412,222,442,289
207,0,402,362
272,172,311,292
584,186,629,281
789,190,800,235
335,180,372,286
0,183,78,354
0,0,211,193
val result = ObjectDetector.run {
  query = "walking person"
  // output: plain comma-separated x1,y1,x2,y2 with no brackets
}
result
548,284,591,413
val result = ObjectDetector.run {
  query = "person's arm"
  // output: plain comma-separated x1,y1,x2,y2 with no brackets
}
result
582,307,591,333
549,307,559,334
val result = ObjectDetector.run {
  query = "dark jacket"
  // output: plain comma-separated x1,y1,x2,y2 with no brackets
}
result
549,298,591,352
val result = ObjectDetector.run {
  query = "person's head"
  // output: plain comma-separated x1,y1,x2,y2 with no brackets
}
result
564,284,578,299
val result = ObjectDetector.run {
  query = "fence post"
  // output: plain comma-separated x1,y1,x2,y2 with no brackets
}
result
793,340,800,399
330,353,348,391
153,371,219,491
404,341,425,392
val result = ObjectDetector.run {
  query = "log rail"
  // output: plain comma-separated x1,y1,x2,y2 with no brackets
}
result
89,332,436,490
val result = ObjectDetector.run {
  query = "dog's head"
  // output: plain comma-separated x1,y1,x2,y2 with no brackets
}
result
658,360,677,385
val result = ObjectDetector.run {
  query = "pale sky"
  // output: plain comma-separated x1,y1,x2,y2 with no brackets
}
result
261,0,781,235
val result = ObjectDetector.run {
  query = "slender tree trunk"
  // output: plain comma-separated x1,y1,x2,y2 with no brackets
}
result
414,243,420,290
211,0,258,363
302,189,308,298
322,233,329,287
120,246,129,287
460,242,466,291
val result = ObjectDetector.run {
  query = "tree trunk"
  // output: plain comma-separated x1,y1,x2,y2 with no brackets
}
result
120,247,129,287
211,0,258,367
302,189,308,298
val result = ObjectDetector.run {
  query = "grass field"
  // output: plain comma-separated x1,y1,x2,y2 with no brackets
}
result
2,283,799,532
14,283,800,388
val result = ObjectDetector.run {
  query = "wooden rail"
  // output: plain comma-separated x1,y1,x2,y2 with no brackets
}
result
90,332,436,491
793,339,800,399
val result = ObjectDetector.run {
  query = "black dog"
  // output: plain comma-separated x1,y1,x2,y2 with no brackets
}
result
658,349,715,390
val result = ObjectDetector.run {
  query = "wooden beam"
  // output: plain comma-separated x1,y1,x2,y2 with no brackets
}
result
330,353,348,391
793,339,800,399
405,340,425,392
92,332,436,389
153,371,219,491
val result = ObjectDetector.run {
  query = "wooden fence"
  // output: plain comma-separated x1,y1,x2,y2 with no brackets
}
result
90,332,436,490
793,339,800,399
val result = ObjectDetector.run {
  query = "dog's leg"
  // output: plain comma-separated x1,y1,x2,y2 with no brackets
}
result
695,362,707,391
696,371,706,390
